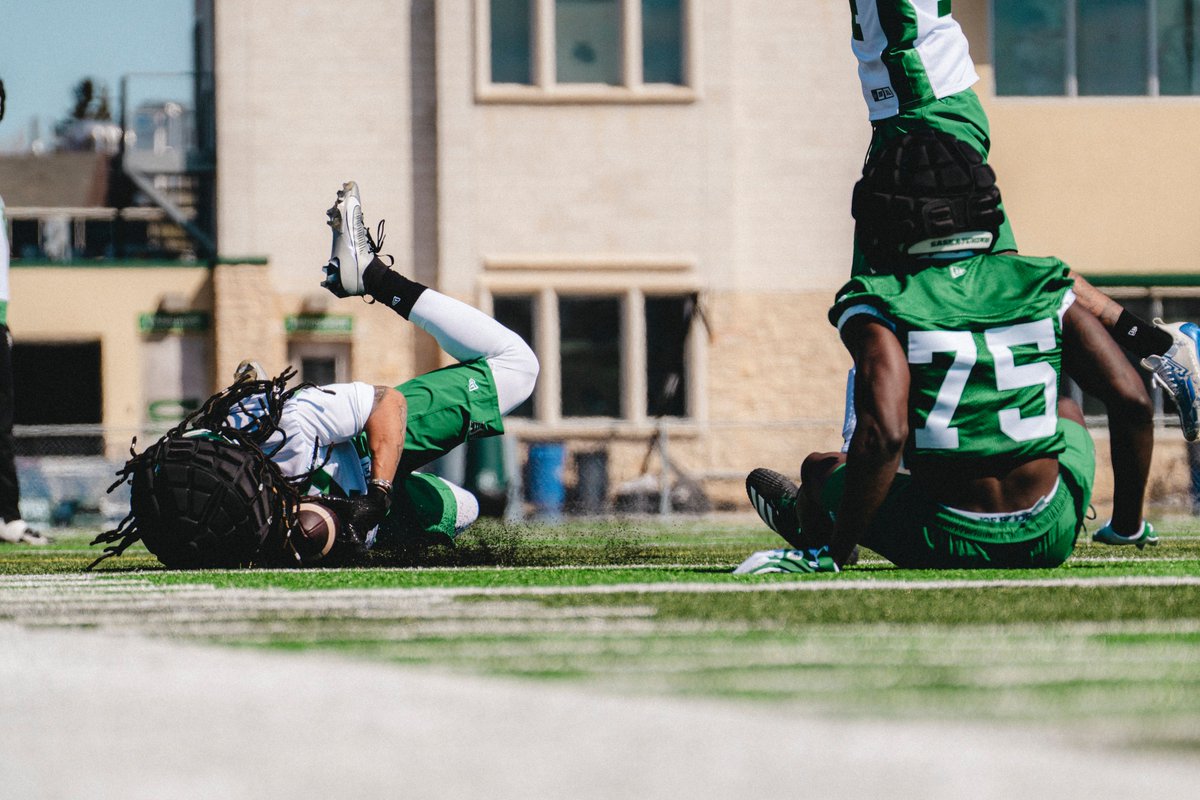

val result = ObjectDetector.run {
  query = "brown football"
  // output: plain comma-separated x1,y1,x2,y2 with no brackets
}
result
294,501,339,564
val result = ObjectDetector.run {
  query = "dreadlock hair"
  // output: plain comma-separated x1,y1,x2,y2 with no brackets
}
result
89,367,323,570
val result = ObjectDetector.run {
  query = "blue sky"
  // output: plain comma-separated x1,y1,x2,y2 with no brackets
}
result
0,0,194,152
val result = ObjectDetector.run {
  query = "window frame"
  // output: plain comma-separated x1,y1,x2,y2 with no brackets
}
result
991,0,1199,97
475,0,700,104
481,256,705,431
287,340,351,386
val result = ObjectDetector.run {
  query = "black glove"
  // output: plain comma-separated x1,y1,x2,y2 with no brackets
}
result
350,480,392,532
317,481,392,541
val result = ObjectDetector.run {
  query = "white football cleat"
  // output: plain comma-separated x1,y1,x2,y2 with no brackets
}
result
322,181,384,297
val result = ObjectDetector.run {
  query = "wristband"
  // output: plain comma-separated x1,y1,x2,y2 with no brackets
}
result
368,478,394,513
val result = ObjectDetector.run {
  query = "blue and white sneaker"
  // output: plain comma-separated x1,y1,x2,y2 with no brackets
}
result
1142,320,1200,441
1092,520,1158,549
322,181,384,297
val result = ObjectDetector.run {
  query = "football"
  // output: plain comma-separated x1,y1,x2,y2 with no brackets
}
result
293,501,340,564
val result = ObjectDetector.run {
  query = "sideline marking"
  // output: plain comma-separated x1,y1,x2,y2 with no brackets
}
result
7,573,1200,599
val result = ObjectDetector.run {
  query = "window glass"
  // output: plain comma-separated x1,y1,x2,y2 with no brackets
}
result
642,0,683,84
492,296,536,418
555,0,622,84
1158,0,1200,95
559,296,621,417
300,357,337,387
645,295,690,417
994,0,1067,95
491,0,533,84
13,341,103,455
1078,0,1149,95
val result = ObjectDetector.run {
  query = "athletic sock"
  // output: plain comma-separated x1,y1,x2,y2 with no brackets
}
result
1114,310,1175,359
363,258,427,319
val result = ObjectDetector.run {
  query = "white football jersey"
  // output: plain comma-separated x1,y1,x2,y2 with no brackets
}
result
849,0,979,120
226,381,376,497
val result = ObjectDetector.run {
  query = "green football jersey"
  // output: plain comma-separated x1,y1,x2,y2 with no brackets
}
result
849,0,978,120
829,254,1075,466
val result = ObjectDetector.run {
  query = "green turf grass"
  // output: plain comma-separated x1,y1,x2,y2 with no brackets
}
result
3,518,1199,754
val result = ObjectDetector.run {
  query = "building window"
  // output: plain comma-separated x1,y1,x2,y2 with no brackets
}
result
287,341,350,386
13,341,103,456
994,0,1200,96
555,0,623,85
480,0,694,101
491,288,699,423
492,295,535,417
490,0,533,84
645,295,689,416
559,296,622,416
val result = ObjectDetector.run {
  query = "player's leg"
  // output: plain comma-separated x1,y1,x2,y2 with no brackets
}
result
318,181,539,418
0,324,22,536
1069,271,1200,441
404,289,538,416
0,199,48,546
387,471,480,544
743,452,853,554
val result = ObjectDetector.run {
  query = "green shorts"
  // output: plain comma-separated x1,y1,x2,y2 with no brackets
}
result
396,357,505,473
819,419,1095,569
851,89,1018,275
376,358,504,543
389,471,464,543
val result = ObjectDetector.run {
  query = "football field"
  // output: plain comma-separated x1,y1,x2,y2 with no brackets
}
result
2,516,1199,798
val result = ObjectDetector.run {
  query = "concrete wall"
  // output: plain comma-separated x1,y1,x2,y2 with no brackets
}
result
10,264,211,453
958,0,1200,273
199,0,1199,518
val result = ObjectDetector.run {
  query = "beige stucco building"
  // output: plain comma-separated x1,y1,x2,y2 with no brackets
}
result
9,0,1200,516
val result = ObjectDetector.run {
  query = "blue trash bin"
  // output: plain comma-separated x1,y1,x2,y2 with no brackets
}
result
527,442,565,521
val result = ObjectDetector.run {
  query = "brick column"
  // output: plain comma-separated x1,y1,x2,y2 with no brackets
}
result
212,260,285,391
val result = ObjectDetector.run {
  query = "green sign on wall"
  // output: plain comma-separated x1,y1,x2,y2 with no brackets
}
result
138,311,211,333
284,314,354,334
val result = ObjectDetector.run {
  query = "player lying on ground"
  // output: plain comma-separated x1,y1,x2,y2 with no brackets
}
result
90,182,538,569
740,130,1155,574
842,0,1200,441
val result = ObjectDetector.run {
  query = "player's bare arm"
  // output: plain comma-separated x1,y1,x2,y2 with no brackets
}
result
364,385,407,488
1061,303,1154,535
832,314,909,566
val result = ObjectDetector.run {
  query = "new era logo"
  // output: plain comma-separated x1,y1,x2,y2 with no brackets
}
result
467,378,479,392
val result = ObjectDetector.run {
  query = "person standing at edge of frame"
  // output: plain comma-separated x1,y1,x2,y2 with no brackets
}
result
0,79,52,546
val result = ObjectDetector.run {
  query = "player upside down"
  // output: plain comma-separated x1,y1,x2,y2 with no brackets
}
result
740,130,1155,574
842,0,1200,445
91,183,538,568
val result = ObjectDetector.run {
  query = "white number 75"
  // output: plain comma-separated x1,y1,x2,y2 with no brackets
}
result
908,319,1058,450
